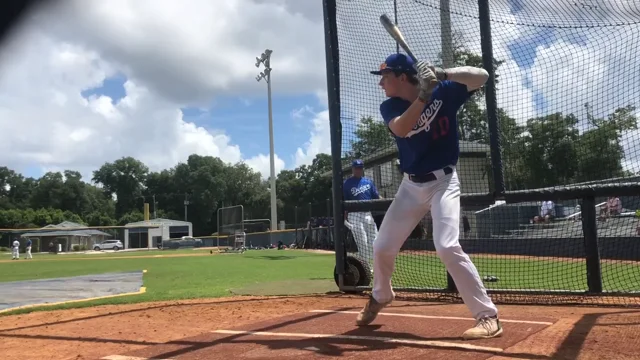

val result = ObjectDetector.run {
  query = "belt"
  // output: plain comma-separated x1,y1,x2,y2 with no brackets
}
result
407,166,453,183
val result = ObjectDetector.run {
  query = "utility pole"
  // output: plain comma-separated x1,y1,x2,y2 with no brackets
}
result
255,49,278,230
153,194,157,219
183,193,189,221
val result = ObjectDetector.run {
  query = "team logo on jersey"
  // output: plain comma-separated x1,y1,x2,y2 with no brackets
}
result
351,184,371,197
405,99,443,138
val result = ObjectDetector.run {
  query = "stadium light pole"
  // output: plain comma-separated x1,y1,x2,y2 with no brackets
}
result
255,49,278,230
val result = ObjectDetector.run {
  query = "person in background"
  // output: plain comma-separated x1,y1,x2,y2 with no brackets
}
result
11,238,20,260
343,159,381,268
534,200,555,223
24,238,33,259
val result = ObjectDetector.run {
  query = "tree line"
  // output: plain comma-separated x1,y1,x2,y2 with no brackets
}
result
0,153,332,235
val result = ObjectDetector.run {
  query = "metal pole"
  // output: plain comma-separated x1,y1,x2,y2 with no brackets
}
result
267,58,277,231
478,0,505,196
153,194,157,219
394,0,399,54
183,193,189,221
440,0,454,68
256,49,278,231
322,0,346,289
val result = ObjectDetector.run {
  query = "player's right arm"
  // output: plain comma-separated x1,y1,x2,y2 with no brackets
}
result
382,97,426,138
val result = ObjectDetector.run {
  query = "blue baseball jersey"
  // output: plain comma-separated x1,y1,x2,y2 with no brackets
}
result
343,176,380,201
380,80,472,175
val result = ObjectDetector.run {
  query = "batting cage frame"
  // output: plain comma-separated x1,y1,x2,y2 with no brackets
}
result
216,205,247,253
323,0,640,307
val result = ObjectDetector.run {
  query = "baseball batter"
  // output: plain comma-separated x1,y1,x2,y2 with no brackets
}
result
356,53,502,340
343,159,380,266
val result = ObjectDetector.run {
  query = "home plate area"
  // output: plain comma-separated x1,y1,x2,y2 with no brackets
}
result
100,307,556,360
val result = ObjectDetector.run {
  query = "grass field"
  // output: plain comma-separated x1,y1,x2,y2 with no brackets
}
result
1,248,639,316
394,253,640,292
0,249,336,315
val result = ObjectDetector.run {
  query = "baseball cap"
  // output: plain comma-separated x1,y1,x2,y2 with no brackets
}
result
352,159,364,168
370,53,417,75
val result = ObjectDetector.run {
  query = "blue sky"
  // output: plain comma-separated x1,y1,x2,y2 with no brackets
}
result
81,75,321,171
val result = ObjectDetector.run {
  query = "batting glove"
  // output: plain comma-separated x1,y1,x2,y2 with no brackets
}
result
415,61,438,102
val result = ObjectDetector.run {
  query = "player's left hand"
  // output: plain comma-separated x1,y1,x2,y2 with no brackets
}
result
415,61,438,102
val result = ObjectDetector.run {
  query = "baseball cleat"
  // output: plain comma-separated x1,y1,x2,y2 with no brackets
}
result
356,295,393,326
462,316,503,340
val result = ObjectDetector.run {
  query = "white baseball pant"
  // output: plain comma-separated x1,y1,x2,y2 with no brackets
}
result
372,167,498,319
25,246,32,259
345,212,377,264
11,247,19,259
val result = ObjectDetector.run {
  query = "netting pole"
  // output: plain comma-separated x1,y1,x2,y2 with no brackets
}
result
322,0,346,287
441,0,456,293
580,196,603,293
478,0,505,196
393,0,399,53
440,0,454,68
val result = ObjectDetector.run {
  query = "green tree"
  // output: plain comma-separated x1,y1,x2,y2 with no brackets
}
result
575,103,638,182
349,116,395,159
92,157,149,218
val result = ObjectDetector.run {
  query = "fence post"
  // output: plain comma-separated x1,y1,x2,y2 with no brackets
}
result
477,0,505,196
322,0,346,286
581,196,603,293
326,198,331,217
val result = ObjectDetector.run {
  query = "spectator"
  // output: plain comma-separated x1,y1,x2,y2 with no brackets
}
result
601,196,622,221
534,200,555,223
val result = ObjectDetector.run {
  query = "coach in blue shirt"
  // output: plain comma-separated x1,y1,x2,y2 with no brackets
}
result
343,159,380,268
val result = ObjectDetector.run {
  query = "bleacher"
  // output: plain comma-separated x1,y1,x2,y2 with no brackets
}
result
474,197,640,239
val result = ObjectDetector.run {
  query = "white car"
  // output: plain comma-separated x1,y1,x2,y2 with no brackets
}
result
94,240,123,251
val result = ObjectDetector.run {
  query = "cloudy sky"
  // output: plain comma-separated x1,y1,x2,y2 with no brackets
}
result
0,0,638,182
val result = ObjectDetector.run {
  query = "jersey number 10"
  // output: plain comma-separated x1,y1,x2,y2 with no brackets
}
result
431,116,450,140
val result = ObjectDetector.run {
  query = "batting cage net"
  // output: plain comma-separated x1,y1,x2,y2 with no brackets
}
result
324,0,640,307
216,205,246,251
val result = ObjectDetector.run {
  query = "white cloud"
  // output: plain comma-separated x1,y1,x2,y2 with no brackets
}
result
30,0,326,106
0,0,328,182
244,154,286,180
294,109,331,168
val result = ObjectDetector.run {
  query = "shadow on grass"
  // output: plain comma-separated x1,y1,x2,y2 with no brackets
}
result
252,255,296,260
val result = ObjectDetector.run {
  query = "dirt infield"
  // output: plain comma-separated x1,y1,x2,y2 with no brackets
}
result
1,294,639,360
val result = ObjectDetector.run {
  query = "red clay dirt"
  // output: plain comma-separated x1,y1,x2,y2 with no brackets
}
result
0,294,639,360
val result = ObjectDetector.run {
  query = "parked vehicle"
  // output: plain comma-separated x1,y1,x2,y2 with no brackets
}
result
93,239,123,251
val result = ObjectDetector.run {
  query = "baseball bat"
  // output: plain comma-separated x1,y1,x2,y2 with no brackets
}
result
379,14,419,63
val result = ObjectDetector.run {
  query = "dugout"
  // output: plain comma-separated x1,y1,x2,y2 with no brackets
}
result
124,218,192,249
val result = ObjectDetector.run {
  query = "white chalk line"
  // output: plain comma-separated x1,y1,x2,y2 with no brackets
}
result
310,310,554,326
211,329,504,353
101,356,174,360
